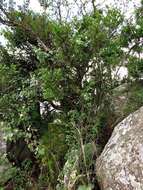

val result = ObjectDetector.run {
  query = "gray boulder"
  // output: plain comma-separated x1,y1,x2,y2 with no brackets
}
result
96,106,143,190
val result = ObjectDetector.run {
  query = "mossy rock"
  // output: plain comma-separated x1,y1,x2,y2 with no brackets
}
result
56,143,97,190
0,154,16,186
113,81,143,123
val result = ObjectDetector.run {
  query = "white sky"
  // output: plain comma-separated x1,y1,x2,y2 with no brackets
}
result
28,0,43,12
27,0,141,15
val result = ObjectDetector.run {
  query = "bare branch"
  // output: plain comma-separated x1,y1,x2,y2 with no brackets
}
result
91,0,96,12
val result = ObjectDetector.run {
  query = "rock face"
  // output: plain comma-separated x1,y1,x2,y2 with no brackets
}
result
0,123,12,185
0,130,6,154
96,106,143,190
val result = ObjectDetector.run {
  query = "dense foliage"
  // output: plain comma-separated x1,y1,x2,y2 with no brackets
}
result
0,0,143,189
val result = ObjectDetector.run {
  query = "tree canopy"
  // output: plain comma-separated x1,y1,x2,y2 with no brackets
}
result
0,0,143,189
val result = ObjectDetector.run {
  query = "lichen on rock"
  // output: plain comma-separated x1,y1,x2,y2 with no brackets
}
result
96,106,143,190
